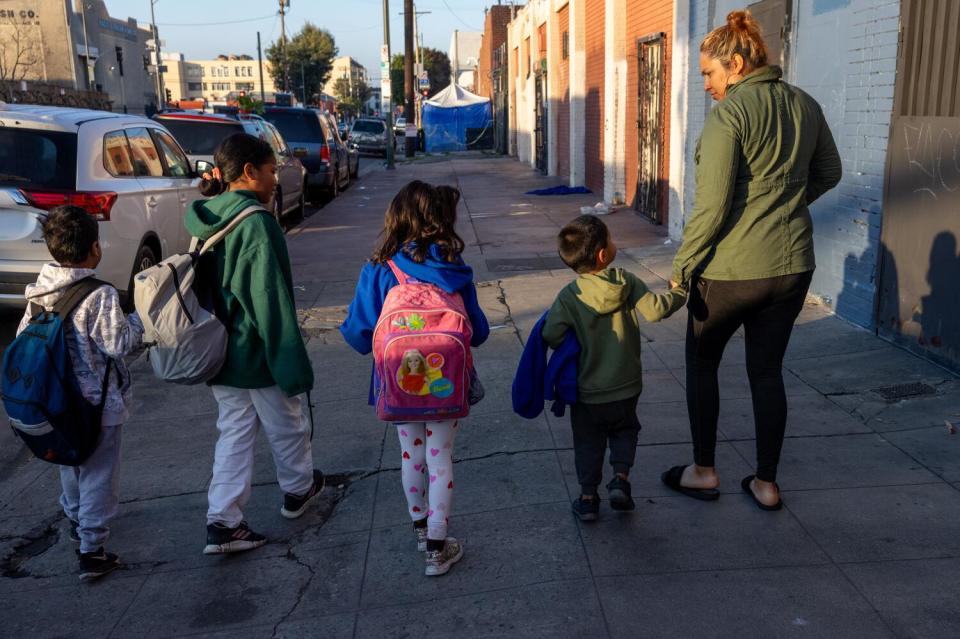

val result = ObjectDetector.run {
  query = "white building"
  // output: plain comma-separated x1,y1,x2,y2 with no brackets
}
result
449,30,482,89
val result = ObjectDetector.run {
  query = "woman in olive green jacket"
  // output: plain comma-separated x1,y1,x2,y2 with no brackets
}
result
661,10,841,510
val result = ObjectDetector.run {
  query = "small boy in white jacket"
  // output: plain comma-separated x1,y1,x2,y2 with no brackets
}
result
17,205,144,581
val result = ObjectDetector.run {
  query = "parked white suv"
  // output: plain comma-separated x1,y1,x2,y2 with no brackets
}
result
0,105,196,307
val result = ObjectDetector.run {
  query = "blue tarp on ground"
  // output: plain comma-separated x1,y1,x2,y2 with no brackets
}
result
422,84,492,153
525,186,593,196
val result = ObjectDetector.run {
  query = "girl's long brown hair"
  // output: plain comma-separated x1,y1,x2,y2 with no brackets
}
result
371,180,466,264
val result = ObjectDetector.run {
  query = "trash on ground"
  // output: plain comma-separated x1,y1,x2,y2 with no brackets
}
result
582,202,612,216
946,420,956,434
489,324,508,331
525,185,592,196
664,239,673,245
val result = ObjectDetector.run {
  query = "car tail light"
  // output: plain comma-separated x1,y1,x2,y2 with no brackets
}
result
19,189,118,221
320,145,330,163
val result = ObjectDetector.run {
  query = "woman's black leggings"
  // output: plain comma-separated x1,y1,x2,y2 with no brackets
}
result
685,271,813,482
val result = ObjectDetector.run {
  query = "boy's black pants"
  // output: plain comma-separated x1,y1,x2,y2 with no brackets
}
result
570,395,641,495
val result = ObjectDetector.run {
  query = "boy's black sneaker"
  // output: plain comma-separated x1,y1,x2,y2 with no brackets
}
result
68,519,80,544
78,547,121,582
280,469,325,519
203,521,267,555
607,476,636,511
572,495,600,522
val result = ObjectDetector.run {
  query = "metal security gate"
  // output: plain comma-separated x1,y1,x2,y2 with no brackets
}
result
634,33,665,221
877,0,960,369
534,69,547,174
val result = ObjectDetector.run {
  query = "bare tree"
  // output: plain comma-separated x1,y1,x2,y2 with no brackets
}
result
0,13,43,101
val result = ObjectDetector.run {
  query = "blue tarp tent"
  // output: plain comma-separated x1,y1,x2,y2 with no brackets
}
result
422,84,492,152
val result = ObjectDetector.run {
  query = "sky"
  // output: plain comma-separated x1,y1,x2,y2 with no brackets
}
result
106,0,493,82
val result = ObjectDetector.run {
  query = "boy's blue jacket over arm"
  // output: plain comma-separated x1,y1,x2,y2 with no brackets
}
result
512,311,579,419
339,245,490,405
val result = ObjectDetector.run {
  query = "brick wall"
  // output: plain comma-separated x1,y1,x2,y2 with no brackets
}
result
477,6,513,99
794,0,900,328
584,0,605,193
624,0,672,214
555,4,571,181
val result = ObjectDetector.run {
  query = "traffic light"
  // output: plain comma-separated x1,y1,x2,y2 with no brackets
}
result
239,90,246,98
115,46,124,76
165,88,172,104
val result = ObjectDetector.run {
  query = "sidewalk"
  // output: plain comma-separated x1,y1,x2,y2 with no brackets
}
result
2,156,959,638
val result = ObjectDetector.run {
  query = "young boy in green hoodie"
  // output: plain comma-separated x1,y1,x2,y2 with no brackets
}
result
542,215,687,521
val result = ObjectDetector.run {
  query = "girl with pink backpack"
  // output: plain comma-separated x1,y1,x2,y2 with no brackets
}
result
341,180,489,576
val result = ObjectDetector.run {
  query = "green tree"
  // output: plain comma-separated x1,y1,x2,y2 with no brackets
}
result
390,47,452,105
333,77,371,118
266,23,338,105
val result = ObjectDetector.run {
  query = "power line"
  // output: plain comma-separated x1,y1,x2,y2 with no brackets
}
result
152,14,275,27
438,0,479,31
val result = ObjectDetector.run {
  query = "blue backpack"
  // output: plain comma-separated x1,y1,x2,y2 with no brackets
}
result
2,278,112,466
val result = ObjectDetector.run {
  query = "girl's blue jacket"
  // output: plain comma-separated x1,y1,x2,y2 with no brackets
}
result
340,245,490,404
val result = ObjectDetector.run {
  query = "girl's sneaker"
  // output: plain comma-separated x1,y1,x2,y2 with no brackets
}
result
203,521,267,555
415,526,428,552
78,547,121,582
425,537,464,576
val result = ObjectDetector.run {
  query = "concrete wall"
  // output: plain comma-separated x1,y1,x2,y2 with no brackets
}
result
507,0,549,168
669,0,900,329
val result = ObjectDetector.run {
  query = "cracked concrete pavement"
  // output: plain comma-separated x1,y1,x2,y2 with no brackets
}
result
2,155,960,638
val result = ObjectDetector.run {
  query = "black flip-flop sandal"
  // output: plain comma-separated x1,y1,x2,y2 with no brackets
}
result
740,475,783,511
660,465,720,501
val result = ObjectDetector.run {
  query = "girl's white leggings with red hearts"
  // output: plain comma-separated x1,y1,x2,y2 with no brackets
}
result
395,420,458,541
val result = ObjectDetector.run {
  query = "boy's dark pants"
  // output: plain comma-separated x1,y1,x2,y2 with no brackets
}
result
570,396,641,495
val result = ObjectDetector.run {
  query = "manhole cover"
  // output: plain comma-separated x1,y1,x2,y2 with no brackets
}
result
871,382,936,401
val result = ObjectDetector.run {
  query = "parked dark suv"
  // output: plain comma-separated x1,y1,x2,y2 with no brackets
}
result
263,107,351,202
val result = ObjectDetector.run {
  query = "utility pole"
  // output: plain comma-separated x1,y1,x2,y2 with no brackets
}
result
382,0,395,169
279,0,289,92
399,7,431,129
257,32,266,103
150,0,164,106
79,1,94,91
403,0,415,157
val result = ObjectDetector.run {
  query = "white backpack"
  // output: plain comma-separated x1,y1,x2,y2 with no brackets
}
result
133,206,262,385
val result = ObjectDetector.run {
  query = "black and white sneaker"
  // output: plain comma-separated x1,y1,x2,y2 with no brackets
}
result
280,469,325,519
78,547,121,582
68,519,81,544
203,521,267,555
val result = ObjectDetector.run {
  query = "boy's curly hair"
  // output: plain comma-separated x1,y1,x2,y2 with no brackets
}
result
41,205,99,265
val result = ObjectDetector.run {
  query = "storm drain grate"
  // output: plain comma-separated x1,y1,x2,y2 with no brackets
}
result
871,382,937,401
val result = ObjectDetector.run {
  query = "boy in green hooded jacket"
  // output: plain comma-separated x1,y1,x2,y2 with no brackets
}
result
542,215,687,521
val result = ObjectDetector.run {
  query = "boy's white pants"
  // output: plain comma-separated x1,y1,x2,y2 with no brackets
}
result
60,424,122,554
207,386,315,527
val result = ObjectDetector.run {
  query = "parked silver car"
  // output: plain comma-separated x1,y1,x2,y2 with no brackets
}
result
0,105,196,307
153,111,307,220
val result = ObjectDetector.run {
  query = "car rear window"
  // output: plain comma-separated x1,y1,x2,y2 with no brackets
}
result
0,129,76,190
264,110,323,143
352,120,385,134
157,118,245,155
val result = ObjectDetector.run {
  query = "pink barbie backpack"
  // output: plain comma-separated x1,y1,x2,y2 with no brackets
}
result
372,260,474,422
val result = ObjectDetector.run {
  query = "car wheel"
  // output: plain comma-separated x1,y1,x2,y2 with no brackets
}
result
351,156,359,179
273,188,283,222
124,243,158,311
329,167,340,198
294,182,307,218
341,163,351,190
135,243,158,274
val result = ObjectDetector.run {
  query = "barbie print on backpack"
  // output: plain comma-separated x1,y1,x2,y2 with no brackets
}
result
340,180,489,577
